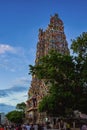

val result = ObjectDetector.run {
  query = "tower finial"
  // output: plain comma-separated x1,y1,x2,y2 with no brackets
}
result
55,13,59,18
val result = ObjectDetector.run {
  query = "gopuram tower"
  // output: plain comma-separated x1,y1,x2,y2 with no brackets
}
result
26,14,69,123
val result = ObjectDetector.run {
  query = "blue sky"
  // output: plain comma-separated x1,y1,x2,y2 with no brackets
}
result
0,0,87,113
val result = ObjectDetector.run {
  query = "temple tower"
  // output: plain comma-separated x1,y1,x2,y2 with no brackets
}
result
26,14,69,123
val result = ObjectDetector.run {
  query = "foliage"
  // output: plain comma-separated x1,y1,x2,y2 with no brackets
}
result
6,110,24,124
29,32,87,116
6,102,26,123
29,51,75,116
71,32,87,83
71,32,87,58
16,102,26,112
71,32,87,114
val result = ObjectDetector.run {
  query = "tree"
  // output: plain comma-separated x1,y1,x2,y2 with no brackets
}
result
6,110,24,124
71,32,87,114
16,102,26,112
29,32,87,116
71,32,87,58
29,51,76,116
6,102,26,124
71,32,87,82
16,102,26,120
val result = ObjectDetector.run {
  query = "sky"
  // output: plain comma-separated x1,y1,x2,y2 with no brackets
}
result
0,0,87,114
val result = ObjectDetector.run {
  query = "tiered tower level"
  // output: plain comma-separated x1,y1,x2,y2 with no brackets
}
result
26,14,69,123
36,14,69,63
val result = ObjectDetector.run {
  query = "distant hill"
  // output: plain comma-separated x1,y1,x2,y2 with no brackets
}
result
0,103,15,114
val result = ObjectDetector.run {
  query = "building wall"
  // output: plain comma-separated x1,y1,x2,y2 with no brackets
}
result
0,113,5,124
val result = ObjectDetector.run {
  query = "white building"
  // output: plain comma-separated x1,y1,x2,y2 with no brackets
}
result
0,112,5,124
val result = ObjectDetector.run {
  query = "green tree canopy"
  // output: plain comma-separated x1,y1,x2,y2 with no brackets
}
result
16,102,26,112
30,51,75,116
6,110,24,124
71,32,87,114
29,32,87,117
6,102,26,124
71,32,87,58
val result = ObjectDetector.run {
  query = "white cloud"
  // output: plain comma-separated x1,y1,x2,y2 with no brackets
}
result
0,44,33,107
0,44,26,56
0,44,15,54
0,91,28,106
0,80,30,106
0,43,35,72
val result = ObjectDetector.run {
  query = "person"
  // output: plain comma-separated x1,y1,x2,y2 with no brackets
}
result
26,123,31,130
60,120,64,130
30,124,34,130
34,124,38,130
81,124,87,130
16,124,22,130
43,124,47,130
22,124,27,130
0,124,4,130
66,122,71,130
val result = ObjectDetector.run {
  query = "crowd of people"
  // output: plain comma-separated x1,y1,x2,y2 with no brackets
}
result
0,123,47,130
1,121,87,130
